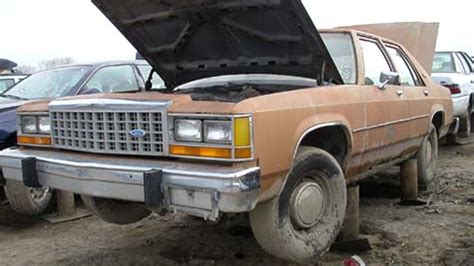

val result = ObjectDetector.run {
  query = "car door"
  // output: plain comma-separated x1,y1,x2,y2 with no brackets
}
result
357,36,411,171
384,43,431,147
457,52,474,100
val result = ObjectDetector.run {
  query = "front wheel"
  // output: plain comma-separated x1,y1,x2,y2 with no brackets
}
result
81,196,151,225
4,179,53,215
417,125,438,190
249,147,346,262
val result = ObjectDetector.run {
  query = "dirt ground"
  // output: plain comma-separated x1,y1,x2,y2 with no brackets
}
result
0,143,473,266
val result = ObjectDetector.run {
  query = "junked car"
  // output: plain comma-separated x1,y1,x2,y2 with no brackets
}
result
432,51,474,141
0,60,164,216
0,0,453,261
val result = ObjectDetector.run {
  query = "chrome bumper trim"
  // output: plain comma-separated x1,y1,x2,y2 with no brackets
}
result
0,148,260,220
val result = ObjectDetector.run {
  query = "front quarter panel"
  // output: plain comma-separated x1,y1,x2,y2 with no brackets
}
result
233,85,365,201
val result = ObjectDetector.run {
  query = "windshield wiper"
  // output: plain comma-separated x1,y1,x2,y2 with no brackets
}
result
1,94,28,101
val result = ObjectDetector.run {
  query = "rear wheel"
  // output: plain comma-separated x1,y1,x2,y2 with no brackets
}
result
249,147,346,262
417,125,438,190
4,179,52,215
81,195,151,225
458,103,472,138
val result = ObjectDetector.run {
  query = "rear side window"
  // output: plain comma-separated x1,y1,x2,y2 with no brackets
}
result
0,79,15,92
321,33,356,84
386,46,416,86
432,53,456,73
360,39,391,85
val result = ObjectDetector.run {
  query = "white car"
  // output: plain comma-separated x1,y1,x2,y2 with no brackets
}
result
0,74,27,93
432,51,474,139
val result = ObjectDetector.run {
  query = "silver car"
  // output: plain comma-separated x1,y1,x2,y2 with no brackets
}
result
432,51,474,141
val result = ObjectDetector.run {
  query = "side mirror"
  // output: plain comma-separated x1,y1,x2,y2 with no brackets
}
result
378,71,400,90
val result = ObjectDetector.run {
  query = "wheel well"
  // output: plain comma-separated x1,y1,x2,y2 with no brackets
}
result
432,112,444,135
299,126,350,167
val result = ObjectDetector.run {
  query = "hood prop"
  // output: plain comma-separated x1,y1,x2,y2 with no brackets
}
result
145,68,156,91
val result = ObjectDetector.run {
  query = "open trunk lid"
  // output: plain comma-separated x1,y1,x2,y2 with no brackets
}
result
92,0,343,87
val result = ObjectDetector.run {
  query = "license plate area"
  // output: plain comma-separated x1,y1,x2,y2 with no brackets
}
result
163,185,220,221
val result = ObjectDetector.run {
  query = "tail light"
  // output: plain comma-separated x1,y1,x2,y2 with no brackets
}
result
444,84,461,94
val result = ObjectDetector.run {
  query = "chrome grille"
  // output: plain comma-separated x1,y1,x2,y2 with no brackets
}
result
51,110,166,156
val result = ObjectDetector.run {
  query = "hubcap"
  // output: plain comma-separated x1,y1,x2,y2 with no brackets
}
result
290,181,325,229
29,187,51,203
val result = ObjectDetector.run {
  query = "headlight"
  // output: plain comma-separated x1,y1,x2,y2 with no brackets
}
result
18,114,52,146
170,115,253,160
38,117,51,134
204,121,232,144
20,115,51,135
175,119,202,142
21,116,38,134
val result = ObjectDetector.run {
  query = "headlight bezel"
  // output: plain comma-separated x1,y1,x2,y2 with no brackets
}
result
17,113,52,147
170,114,253,161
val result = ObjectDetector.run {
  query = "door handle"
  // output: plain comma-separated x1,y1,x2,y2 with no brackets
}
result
423,90,429,96
396,90,405,96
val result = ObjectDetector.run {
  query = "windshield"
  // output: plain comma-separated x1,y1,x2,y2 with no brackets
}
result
432,53,456,73
2,66,90,100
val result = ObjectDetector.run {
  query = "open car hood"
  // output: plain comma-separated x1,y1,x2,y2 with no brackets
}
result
92,0,343,87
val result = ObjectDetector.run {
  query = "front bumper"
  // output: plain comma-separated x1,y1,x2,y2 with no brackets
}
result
0,148,260,220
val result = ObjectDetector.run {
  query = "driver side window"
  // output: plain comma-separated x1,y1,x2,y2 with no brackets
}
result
84,65,138,94
360,39,391,85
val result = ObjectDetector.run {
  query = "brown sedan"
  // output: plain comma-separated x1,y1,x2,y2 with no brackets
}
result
0,0,453,262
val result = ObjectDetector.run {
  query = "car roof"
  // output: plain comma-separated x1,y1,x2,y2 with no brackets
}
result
33,60,151,73
321,28,406,45
0,73,27,78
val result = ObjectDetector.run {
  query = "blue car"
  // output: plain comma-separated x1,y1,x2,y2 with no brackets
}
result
0,60,164,215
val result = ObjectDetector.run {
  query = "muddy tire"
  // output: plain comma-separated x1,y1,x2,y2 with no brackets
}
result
4,179,53,215
81,196,151,225
249,147,346,262
417,125,438,190
458,105,472,138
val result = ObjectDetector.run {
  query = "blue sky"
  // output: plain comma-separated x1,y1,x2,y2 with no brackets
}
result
1,0,473,67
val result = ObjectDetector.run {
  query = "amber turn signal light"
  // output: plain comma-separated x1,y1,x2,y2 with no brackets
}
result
170,145,232,159
17,136,52,146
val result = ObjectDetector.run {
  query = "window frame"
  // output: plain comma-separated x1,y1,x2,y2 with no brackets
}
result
456,52,473,73
358,35,395,85
384,42,424,87
452,53,465,74
77,64,142,95
320,32,359,85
